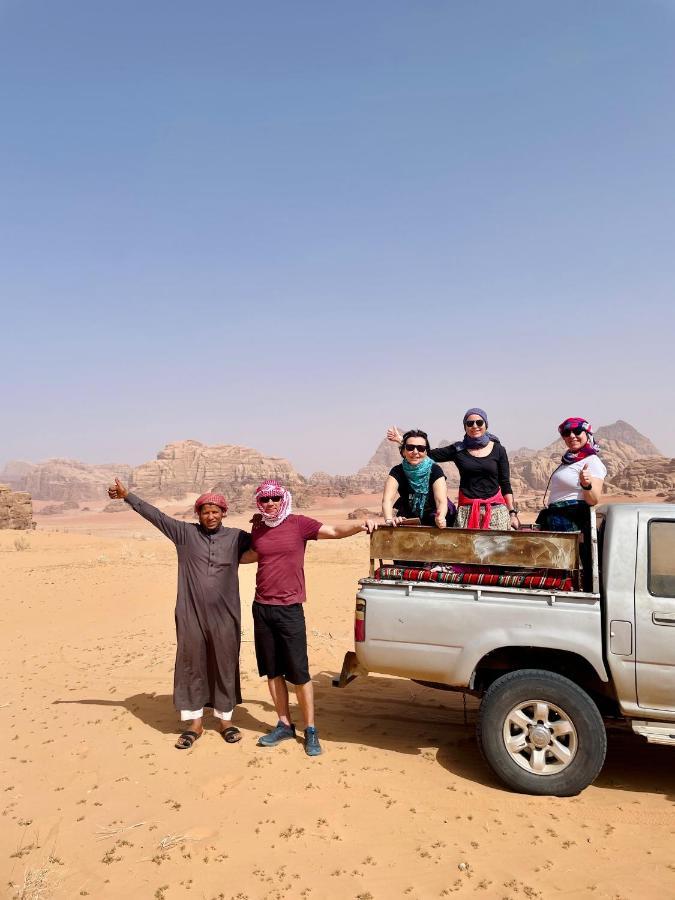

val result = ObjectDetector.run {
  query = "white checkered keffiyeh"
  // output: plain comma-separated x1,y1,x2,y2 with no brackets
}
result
255,480,293,528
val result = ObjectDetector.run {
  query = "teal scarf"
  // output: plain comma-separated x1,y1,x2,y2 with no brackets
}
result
401,456,434,517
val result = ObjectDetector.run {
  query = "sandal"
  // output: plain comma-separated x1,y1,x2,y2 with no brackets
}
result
221,726,242,744
175,730,201,750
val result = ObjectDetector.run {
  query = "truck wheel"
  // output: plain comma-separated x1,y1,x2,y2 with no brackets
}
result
477,669,606,797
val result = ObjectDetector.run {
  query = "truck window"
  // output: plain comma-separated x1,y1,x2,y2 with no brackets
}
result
648,520,675,597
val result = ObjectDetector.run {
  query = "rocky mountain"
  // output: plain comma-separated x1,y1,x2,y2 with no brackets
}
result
2,459,134,503
610,457,675,494
2,422,671,508
131,440,303,500
595,420,660,456
0,460,36,489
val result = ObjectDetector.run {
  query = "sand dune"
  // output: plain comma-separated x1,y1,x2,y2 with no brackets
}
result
2,505,674,899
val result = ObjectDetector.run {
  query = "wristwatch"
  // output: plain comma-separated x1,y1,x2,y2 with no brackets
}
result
581,482,592,491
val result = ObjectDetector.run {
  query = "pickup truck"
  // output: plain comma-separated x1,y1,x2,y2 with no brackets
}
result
334,504,675,796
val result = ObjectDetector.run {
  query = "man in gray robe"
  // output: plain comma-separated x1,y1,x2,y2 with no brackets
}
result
107,479,255,749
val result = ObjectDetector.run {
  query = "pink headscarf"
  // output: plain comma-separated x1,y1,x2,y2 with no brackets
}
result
254,479,292,528
558,417,599,464
194,492,228,514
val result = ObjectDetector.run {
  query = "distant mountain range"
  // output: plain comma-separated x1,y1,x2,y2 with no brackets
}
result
1,420,673,509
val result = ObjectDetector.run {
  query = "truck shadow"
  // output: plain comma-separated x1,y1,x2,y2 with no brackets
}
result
312,672,675,801
596,726,675,800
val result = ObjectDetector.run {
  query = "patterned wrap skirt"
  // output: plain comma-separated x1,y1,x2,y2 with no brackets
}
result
454,502,511,531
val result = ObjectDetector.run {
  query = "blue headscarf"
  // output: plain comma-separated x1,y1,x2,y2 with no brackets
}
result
460,407,500,450
401,456,434,517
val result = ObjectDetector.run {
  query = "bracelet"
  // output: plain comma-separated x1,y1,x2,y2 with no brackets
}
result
508,509,518,516
581,483,592,491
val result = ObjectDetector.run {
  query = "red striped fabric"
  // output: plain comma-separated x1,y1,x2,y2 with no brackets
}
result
375,566,573,592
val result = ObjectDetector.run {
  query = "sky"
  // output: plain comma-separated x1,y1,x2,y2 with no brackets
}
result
2,0,674,476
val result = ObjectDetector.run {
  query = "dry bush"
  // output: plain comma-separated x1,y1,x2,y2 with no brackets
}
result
12,861,55,900
14,535,30,551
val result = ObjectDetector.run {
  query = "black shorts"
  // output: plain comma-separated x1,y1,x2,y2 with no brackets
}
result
252,601,310,685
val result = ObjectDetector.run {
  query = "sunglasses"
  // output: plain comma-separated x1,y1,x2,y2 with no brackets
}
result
259,496,283,503
465,419,484,428
560,426,586,438
404,444,428,453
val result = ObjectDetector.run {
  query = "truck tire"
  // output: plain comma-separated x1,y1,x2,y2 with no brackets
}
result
477,669,606,797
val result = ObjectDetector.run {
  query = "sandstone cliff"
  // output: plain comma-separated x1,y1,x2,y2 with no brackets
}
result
131,440,304,500
2,459,134,503
610,457,675,494
0,484,33,530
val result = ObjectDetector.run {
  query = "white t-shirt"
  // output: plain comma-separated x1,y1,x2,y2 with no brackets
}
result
548,455,607,504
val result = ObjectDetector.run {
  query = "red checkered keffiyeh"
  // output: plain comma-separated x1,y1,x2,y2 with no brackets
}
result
194,492,228,514
255,479,292,528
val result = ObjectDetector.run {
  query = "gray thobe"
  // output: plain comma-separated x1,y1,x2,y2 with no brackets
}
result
125,493,250,713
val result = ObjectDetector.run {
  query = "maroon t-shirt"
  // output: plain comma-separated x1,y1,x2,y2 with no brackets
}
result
251,514,323,606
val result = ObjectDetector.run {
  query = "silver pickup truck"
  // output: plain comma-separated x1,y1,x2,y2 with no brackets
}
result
335,504,675,796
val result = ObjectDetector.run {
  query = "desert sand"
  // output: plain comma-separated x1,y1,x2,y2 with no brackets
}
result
2,499,674,900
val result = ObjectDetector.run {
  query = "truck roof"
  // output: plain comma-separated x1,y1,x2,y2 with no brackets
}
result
599,503,675,521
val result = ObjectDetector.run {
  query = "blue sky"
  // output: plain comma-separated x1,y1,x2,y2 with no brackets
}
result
2,1,674,475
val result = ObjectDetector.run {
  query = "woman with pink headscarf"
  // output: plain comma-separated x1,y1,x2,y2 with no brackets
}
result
536,418,607,590
536,417,607,533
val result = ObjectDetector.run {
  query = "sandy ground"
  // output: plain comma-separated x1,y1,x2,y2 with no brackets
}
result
2,501,674,900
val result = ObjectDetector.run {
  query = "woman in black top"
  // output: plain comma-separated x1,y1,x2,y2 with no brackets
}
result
387,409,519,531
382,429,456,527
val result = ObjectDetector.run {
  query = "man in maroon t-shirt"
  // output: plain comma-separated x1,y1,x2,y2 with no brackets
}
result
250,480,375,757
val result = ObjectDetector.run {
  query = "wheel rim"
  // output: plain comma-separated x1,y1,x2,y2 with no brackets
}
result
502,699,578,776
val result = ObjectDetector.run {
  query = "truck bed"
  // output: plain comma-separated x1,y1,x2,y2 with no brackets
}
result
355,574,604,688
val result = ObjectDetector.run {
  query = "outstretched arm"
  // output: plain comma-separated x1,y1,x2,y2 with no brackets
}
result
317,520,377,540
107,478,187,544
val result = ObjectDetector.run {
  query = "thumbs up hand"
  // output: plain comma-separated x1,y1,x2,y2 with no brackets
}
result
579,464,592,490
107,478,129,500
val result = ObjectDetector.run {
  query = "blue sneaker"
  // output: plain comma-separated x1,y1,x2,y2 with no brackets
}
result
304,726,322,757
257,721,296,747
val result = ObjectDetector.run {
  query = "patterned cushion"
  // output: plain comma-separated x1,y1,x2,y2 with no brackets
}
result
374,566,573,592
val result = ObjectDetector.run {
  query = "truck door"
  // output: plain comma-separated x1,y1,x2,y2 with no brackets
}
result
635,514,675,711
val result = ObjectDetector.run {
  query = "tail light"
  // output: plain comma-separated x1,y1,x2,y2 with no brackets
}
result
354,597,366,642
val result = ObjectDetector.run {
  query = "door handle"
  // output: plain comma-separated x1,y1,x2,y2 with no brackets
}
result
652,612,675,626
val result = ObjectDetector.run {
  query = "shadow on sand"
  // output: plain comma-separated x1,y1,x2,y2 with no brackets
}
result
307,671,675,800
53,693,272,737
55,673,675,800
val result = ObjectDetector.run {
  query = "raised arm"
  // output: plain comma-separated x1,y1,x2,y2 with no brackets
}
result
428,444,459,464
108,478,187,545
387,425,458,464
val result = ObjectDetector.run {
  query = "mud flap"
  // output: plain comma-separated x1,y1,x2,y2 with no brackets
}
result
332,651,367,688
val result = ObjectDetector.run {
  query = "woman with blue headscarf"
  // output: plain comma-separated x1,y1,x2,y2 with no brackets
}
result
387,409,519,531
382,429,455,528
